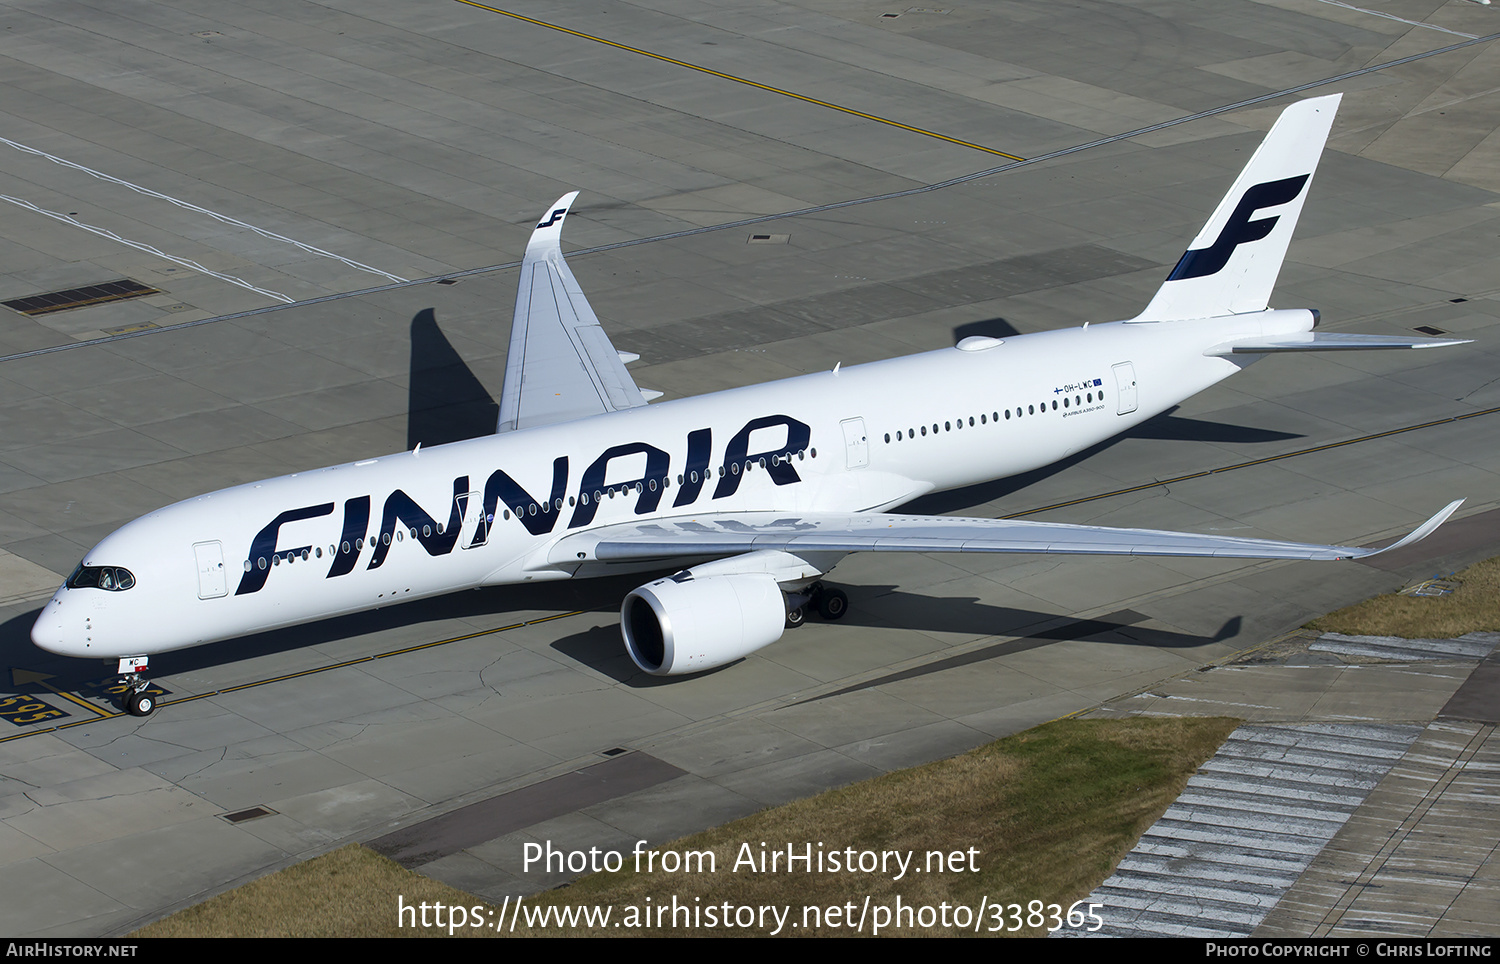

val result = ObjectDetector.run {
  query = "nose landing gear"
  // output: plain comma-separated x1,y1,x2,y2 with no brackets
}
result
125,679,156,717
116,656,157,717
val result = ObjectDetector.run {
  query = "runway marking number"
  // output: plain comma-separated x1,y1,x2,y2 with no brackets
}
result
0,694,67,726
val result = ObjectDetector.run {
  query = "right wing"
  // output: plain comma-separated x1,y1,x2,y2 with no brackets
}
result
496,193,655,434
548,501,1463,566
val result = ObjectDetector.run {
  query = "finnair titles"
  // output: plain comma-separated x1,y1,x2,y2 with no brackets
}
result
32,94,1467,716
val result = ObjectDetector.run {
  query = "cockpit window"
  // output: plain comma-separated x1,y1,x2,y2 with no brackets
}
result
67,564,136,591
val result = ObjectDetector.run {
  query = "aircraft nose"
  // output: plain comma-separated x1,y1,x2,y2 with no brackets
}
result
30,592,90,657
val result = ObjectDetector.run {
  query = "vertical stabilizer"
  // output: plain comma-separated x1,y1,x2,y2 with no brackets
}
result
1133,94,1340,322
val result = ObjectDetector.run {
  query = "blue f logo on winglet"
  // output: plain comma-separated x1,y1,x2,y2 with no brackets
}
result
537,208,567,229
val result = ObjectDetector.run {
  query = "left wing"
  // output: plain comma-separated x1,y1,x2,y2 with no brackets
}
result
496,193,656,434
549,502,1463,566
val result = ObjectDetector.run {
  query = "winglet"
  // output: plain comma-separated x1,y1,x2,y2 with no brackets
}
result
496,192,653,434
1353,499,1464,559
526,191,580,258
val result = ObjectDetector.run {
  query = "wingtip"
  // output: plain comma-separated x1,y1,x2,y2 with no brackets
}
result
526,192,581,254
1362,499,1465,558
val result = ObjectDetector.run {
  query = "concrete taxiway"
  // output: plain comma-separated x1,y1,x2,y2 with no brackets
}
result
0,0,1498,937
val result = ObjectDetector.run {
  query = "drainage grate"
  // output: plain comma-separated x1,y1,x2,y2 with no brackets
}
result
1414,325,1448,336
602,747,629,757
3,279,160,316
435,278,460,286
221,806,277,824
747,233,789,245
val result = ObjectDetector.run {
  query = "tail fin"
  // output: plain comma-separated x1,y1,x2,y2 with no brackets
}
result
1133,93,1340,322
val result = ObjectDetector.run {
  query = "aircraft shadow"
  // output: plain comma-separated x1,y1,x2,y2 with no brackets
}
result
2,573,1242,700
407,307,499,449
952,317,1022,341
797,607,1240,703
551,585,1242,687
1126,412,1301,444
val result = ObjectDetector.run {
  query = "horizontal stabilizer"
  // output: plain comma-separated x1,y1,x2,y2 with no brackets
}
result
1206,332,1473,355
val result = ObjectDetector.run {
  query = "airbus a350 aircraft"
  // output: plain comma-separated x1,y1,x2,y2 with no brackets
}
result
31,94,1467,716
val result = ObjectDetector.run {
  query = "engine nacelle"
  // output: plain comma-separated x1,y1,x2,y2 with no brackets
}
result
621,571,786,675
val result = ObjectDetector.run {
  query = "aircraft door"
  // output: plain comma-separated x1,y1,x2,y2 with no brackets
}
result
459,491,486,549
840,417,869,469
1112,362,1138,415
193,541,227,599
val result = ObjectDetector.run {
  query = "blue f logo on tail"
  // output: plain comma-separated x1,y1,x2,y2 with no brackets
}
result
1168,174,1309,281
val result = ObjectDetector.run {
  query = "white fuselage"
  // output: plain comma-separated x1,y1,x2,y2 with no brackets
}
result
29,309,1310,662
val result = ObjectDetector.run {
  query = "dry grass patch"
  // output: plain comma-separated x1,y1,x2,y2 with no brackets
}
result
1307,555,1500,639
134,716,1237,938
132,843,482,938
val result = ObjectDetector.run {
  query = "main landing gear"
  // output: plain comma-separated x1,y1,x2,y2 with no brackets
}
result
784,581,849,628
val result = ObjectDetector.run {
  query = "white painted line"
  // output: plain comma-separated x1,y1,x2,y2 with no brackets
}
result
0,135,409,283
0,194,295,304
1303,0,1479,39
